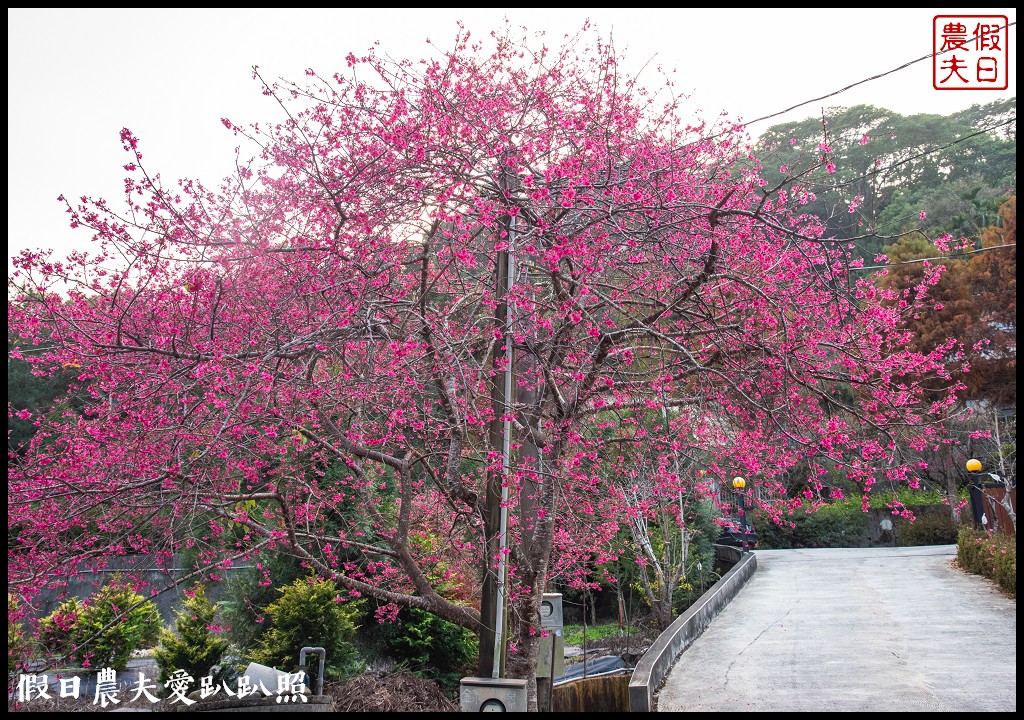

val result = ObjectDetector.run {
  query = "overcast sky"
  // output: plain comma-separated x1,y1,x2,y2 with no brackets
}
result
7,8,1017,280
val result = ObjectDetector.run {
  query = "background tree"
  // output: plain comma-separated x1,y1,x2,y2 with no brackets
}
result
754,101,1015,518
964,196,1017,408
8,23,963,707
754,100,1015,260
875,196,1015,408
7,327,82,455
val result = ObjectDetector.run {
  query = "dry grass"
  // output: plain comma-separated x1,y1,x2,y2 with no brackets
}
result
326,670,458,712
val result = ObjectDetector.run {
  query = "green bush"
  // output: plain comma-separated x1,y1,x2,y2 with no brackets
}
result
154,585,231,688
867,488,955,509
38,574,161,671
895,508,958,546
248,577,365,685
221,553,305,652
366,606,477,688
755,501,867,549
756,492,964,550
9,593,28,673
957,527,1016,598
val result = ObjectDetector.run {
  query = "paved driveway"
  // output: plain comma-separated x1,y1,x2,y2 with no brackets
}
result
656,545,1016,712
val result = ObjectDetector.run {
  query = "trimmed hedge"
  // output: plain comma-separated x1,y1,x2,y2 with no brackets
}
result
755,502,868,549
956,527,1016,598
894,509,959,546
756,495,960,549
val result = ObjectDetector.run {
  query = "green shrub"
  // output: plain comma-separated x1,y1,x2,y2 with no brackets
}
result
756,492,964,550
957,527,1016,598
756,501,867,549
867,488,956,509
154,585,231,688
221,553,305,652
39,596,86,662
367,607,477,688
895,508,958,546
9,593,28,673
248,577,364,685
38,574,161,671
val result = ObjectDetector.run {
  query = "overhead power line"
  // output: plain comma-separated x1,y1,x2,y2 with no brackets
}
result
680,20,1015,151
744,21,1017,130
857,242,1016,270
821,116,1017,194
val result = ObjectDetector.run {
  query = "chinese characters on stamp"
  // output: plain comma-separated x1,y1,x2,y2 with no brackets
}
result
933,15,1009,90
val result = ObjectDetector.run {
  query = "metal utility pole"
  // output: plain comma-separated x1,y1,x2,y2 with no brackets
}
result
492,214,515,677
478,168,516,679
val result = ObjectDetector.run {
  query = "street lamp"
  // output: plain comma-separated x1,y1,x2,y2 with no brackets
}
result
965,459,989,529
732,476,753,552
965,458,1006,532
966,458,1002,484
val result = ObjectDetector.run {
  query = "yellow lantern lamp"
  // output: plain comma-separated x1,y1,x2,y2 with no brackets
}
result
732,476,746,490
965,459,982,473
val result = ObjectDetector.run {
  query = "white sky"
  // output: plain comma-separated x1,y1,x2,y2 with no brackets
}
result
7,8,1017,281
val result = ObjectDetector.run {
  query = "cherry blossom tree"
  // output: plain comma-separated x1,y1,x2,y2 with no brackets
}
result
8,23,962,706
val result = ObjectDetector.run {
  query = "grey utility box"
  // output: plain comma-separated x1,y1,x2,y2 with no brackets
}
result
540,593,563,627
459,677,528,712
536,593,565,679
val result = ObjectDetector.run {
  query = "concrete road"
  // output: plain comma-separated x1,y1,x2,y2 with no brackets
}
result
656,545,1016,712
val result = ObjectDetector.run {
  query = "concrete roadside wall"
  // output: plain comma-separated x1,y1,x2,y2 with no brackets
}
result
628,551,757,712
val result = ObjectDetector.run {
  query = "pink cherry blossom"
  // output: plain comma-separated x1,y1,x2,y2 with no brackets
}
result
7,22,962,700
